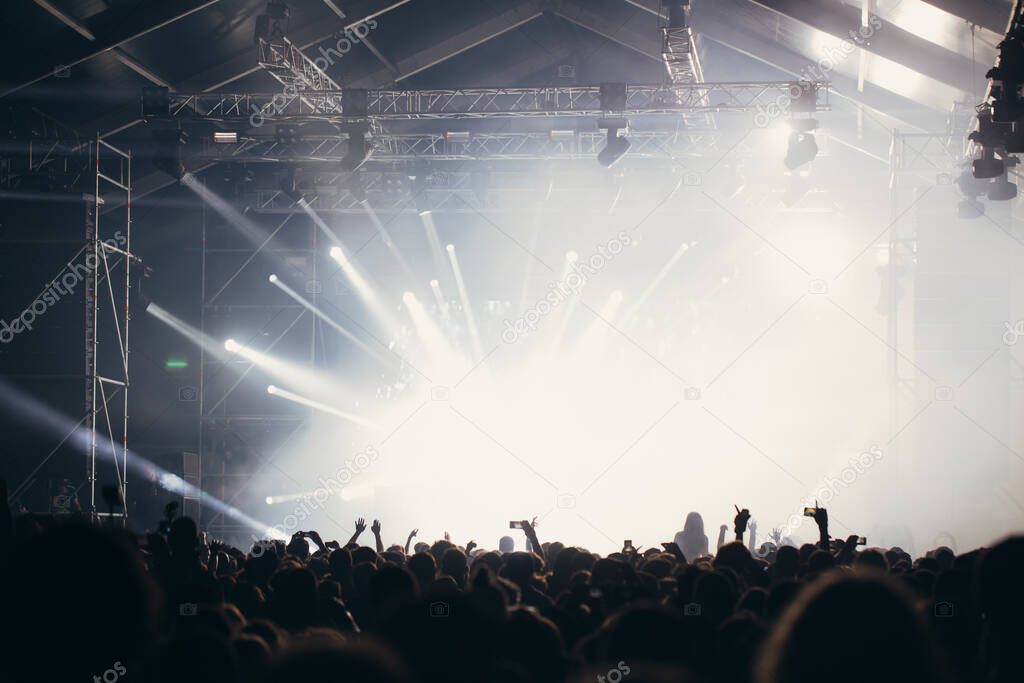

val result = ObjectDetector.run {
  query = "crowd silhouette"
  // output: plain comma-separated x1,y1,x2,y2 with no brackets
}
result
0,478,1021,683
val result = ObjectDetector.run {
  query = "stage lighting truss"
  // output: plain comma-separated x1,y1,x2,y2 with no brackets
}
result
164,81,829,122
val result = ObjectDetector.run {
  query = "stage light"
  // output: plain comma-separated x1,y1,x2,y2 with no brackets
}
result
784,132,818,170
224,339,239,352
265,496,274,505
152,127,187,181
213,131,238,144
987,173,1018,201
268,273,278,283
429,279,439,287
329,245,345,262
446,244,455,253
267,384,278,395
402,291,416,305
341,131,370,171
972,148,1005,179
597,128,631,168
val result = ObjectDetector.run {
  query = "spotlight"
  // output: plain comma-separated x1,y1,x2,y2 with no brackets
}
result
956,168,990,198
267,384,277,394
275,124,302,146
988,172,1018,201
784,131,818,170
597,127,631,168
402,291,416,305
265,496,274,505
329,246,344,261
268,273,278,283
341,131,370,171
429,279,439,287
224,339,239,352
279,166,305,203
152,127,187,181
446,244,455,253
957,198,985,219
972,149,1005,179
213,131,238,144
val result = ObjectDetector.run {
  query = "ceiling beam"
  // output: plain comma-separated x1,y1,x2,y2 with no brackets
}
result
6,0,220,99
745,0,980,94
552,0,662,62
690,0,939,131
350,1,545,86
919,0,1012,35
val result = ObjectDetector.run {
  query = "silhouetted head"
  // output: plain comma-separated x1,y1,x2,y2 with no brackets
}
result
499,535,515,553
683,512,705,536
757,575,949,683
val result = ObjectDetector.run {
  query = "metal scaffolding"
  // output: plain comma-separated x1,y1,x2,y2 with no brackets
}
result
86,137,138,523
168,80,829,122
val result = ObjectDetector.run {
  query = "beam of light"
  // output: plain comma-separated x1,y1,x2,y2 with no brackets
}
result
446,243,485,361
296,198,342,248
268,273,396,370
364,200,418,284
266,482,373,505
225,340,348,399
267,384,381,429
517,204,543,316
429,278,450,322
147,302,234,362
182,174,278,252
0,377,279,538
420,211,450,286
572,289,625,367
624,240,691,321
539,252,588,363
402,291,463,377
328,245,403,336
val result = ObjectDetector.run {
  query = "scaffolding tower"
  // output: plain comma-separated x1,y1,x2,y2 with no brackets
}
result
86,137,138,524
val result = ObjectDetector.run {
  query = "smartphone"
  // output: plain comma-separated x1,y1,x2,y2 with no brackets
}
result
856,536,867,546
509,521,523,530
803,507,817,517
623,539,634,551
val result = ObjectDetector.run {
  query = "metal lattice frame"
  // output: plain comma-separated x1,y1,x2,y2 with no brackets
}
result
167,81,830,121
86,138,137,523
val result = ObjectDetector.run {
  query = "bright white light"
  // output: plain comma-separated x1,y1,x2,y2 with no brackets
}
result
329,246,344,261
402,291,416,305
429,279,439,287
446,244,455,253
268,273,278,283
566,251,579,263
267,385,277,395
265,496,274,505
224,339,239,353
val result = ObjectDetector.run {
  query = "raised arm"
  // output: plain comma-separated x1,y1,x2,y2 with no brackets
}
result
346,517,367,547
404,528,418,554
717,524,727,551
813,505,830,551
733,506,751,543
520,518,544,562
370,519,384,554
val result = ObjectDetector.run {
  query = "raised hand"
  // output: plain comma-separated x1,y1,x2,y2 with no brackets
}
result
466,540,477,554
355,517,367,534
407,528,418,540
404,528,418,554
733,505,751,537
371,519,382,536
770,528,782,544
444,530,451,542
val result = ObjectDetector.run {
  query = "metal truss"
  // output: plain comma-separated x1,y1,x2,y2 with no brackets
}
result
86,138,139,524
167,81,829,122
200,129,724,162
